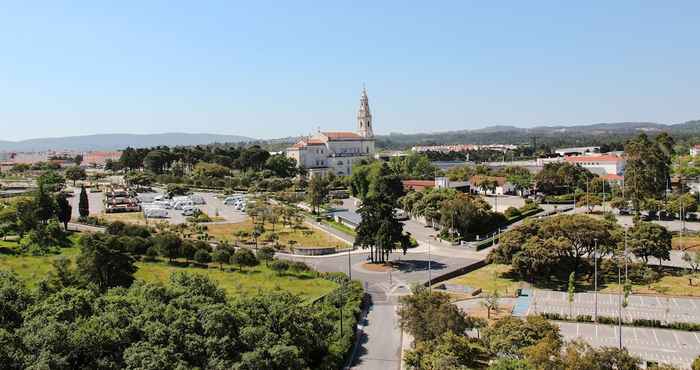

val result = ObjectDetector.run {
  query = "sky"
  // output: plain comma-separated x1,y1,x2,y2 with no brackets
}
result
1,1,699,141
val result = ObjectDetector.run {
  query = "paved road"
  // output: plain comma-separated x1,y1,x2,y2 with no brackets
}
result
279,249,480,370
557,321,700,368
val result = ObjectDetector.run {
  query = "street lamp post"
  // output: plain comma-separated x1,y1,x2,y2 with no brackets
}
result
348,246,352,280
594,238,598,323
428,235,433,294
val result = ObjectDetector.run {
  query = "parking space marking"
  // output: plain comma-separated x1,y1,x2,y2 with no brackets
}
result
694,332,700,345
653,329,660,345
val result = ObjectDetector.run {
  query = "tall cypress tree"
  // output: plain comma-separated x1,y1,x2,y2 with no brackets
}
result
56,194,72,230
78,186,89,219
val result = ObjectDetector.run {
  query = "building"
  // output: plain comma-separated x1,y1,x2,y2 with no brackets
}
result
286,88,375,177
690,145,700,157
564,154,626,176
468,175,515,195
554,146,600,156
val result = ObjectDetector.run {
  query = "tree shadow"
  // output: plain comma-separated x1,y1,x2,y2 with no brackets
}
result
392,259,447,273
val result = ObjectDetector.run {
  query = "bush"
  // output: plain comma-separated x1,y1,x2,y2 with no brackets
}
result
575,314,593,323
144,246,159,262
270,259,291,275
504,207,521,219
106,221,151,238
194,249,212,264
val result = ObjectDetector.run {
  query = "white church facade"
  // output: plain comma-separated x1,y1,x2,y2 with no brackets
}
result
286,88,375,177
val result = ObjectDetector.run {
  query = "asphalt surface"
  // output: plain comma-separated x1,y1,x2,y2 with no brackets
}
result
557,321,700,368
279,249,480,370
528,290,700,324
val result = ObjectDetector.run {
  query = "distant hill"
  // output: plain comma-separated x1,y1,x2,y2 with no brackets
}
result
378,120,700,149
0,133,256,152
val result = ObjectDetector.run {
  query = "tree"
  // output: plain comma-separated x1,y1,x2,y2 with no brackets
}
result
64,166,86,185
561,340,640,370
482,316,561,359
404,331,485,370
682,251,700,274
624,133,670,213
567,272,575,319
628,221,672,265
535,162,594,195
34,178,56,223
270,259,290,275
193,162,231,178
257,246,275,266
212,248,232,270
180,240,197,263
76,234,137,291
355,193,410,263
398,285,477,343
78,186,90,218
482,291,500,319
143,150,171,174
55,194,72,230
194,249,212,264
577,192,602,213
692,356,700,370
230,248,259,271
265,154,298,178
156,232,182,263
307,175,329,214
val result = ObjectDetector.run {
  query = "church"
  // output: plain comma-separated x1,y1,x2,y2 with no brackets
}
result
286,88,375,177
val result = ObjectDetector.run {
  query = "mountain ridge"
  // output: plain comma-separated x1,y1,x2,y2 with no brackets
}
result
0,133,255,152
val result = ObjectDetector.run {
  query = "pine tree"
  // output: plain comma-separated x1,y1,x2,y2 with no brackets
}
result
78,186,89,219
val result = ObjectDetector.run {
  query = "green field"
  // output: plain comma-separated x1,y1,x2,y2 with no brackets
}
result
0,241,337,300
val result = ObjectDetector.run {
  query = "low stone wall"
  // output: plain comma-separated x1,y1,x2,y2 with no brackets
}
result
292,246,337,256
424,259,487,287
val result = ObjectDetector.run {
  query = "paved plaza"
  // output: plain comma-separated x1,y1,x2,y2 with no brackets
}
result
527,290,700,324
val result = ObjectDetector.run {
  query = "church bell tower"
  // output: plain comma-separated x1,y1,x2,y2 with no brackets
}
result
357,87,373,138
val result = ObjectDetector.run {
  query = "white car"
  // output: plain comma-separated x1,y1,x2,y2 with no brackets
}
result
144,208,168,218
182,206,200,216
173,200,194,210
189,194,206,205
153,200,172,209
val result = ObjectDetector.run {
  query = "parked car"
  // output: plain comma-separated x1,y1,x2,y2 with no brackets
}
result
189,194,206,205
153,200,172,209
182,206,200,216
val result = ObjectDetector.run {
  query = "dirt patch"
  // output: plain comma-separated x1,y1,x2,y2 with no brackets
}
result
361,261,399,272
467,304,514,321
673,236,700,251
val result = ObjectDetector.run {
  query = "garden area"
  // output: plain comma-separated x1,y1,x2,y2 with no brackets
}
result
206,219,347,250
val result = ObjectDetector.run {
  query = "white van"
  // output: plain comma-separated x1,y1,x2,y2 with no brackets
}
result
189,194,206,205
173,200,194,210
144,208,168,218
182,206,200,216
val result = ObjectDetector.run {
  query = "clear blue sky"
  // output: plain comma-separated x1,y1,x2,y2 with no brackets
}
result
1,1,699,141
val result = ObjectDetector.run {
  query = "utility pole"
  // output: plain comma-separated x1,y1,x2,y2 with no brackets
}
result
428,235,433,294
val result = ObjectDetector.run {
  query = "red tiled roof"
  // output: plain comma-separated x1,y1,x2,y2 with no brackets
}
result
290,139,324,149
84,151,122,165
565,155,624,163
321,131,363,140
402,180,435,190
600,174,623,181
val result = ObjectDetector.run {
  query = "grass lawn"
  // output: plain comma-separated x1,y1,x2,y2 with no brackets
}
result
101,212,146,224
135,260,337,301
448,263,700,298
0,242,337,300
672,236,700,251
206,220,345,248
322,219,357,237
600,273,700,297
446,264,525,297
0,247,80,288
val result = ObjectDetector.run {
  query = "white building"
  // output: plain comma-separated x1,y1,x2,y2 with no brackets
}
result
286,88,375,177
564,154,626,176
690,145,700,157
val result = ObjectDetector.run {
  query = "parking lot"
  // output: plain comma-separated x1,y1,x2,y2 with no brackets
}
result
138,191,248,224
557,321,700,368
527,290,700,324
68,188,248,225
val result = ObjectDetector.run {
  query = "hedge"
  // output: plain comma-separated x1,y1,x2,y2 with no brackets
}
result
537,312,700,331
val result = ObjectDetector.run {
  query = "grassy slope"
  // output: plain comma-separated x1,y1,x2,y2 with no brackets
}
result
0,241,337,300
207,220,345,248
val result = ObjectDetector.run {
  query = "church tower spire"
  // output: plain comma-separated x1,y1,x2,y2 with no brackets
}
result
357,86,373,138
